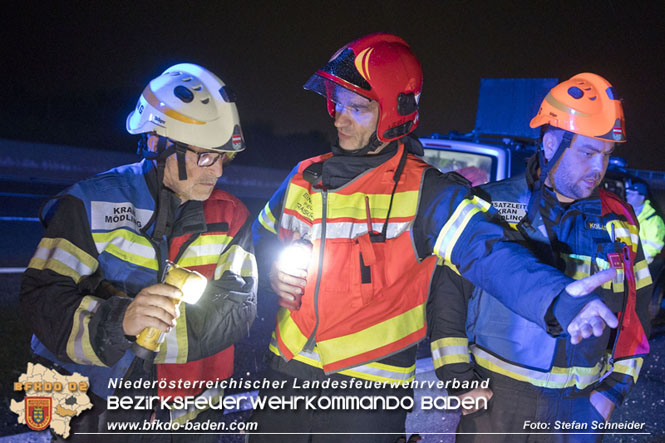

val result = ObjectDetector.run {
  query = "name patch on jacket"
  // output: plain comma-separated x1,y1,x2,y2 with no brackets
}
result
91,202,153,230
492,201,527,224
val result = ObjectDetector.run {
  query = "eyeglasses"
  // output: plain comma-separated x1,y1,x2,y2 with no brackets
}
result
169,140,233,167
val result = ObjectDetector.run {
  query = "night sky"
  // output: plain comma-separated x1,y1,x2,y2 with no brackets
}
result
3,1,664,170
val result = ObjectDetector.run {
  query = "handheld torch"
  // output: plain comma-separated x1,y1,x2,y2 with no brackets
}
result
131,261,207,362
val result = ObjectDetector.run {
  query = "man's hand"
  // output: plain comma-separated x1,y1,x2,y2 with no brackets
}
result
565,269,618,345
122,283,182,336
270,261,307,310
459,387,493,415
590,390,615,421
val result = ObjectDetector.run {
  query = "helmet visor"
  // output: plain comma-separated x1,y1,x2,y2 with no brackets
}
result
304,75,375,116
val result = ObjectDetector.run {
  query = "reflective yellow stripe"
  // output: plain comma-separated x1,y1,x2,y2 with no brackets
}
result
472,346,601,389
66,296,106,366
315,305,425,365
276,308,309,357
284,183,317,222
434,196,491,262
92,230,158,270
634,260,653,290
28,237,98,283
155,302,188,364
213,245,257,279
613,357,643,383
258,202,278,235
178,234,232,267
283,182,419,221
431,337,470,369
607,220,640,253
340,360,415,383
269,340,415,383
92,229,154,249
325,191,419,220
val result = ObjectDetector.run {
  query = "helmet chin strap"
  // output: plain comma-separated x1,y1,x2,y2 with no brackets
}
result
526,131,574,220
517,131,574,270
137,135,180,242
333,132,385,157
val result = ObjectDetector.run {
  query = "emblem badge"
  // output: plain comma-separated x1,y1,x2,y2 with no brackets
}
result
25,397,52,431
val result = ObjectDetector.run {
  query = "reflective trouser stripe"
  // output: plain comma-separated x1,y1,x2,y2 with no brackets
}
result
66,296,106,366
471,346,601,390
431,337,470,369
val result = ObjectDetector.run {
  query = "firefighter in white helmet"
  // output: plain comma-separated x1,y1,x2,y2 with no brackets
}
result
21,63,257,441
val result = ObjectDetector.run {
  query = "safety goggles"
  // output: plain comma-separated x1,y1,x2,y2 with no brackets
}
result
169,140,235,167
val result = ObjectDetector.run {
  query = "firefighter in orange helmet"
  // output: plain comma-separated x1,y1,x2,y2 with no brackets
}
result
429,73,651,442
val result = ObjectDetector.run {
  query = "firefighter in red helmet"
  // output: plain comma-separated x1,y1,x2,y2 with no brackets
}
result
251,36,618,441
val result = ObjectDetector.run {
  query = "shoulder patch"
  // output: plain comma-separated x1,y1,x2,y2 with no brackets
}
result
492,200,527,223
90,201,153,231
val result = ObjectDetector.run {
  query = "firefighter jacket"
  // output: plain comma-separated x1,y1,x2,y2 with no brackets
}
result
428,172,652,406
636,199,665,264
20,160,257,420
253,139,577,385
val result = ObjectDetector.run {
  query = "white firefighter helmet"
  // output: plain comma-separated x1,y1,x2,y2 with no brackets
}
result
126,63,245,153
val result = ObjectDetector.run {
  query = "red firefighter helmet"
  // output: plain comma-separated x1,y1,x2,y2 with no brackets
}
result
304,33,423,143
529,72,626,143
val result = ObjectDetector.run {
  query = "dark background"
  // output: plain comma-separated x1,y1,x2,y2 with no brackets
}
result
1,1,664,170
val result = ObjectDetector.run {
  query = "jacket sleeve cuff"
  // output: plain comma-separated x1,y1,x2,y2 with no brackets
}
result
89,296,134,366
594,382,625,407
551,289,601,333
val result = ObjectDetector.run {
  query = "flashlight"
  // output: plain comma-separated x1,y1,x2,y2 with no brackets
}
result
131,261,207,362
277,239,313,275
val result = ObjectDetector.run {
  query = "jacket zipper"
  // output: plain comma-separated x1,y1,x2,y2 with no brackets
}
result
304,190,327,352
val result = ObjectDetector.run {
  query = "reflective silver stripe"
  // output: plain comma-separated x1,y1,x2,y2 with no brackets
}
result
258,202,277,235
434,197,491,261
67,297,106,366
471,345,601,389
155,302,187,364
214,245,258,279
322,220,411,240
93,234,156,262
612,226,640,247
280,213,313,238
179,241,229,259
169,387,225,423
281,213,413,241
635,261,653,289
33,244,95,279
